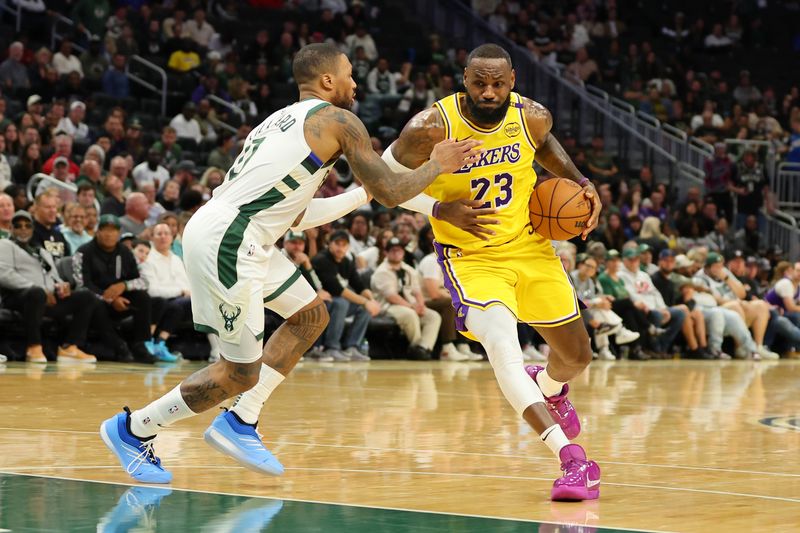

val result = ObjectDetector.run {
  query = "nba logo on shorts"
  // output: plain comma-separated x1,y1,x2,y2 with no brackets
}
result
247,244,256,256
143,417,151,425
169,405,179,414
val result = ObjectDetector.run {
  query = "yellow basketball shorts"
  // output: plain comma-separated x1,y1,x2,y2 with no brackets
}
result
433,229,582,340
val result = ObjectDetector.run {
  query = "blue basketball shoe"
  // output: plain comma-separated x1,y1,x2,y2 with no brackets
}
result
100,407,173,483
204,410,284,476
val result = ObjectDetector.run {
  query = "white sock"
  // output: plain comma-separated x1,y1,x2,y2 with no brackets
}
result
230,364,285,425
130,385,196,439
541,423,570,458
537,366,566,397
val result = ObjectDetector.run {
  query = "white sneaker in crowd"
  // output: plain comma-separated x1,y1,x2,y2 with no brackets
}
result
440,343,470,361
456,343,484,361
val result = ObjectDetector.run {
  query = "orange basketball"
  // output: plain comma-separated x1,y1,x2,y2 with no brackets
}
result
529,178,591,241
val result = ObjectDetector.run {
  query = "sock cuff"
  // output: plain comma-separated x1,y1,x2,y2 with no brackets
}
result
172,384,198,416
261,364,286,387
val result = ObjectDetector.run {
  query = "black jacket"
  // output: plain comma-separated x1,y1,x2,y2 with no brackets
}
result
311,249,364,297
73,239,147,294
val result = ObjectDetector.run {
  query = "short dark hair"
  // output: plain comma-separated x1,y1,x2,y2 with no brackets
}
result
77,182,94,194
293,43,344,84
467,44,512,67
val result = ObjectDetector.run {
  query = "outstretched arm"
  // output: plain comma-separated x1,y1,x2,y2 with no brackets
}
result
523,97,601,239
292,188,369,231
304,106,481,207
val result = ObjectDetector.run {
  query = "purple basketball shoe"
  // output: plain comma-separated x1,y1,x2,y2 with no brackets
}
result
525,365,581,439
551,444,601,501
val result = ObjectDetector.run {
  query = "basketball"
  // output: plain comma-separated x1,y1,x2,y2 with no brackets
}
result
529,178,591,241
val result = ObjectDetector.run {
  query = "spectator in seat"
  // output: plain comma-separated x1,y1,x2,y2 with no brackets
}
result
12,142,42,185
119,192,149,236
61,202,92,253
170,102,203,145
37,157,77,205
0,42,30,94
102,53,130,99
73,214,156,362
356,227,393,272
312,230,378,362
76,161,104,202
571,254,641,361
53,39,83,78
151,127,183,171
733,214,764,256
139,182,165,226
366,58,397,97
733,150,770,229
57,101,90,142
566,47,599,84
693,252,778,359
0,210,99,363
184,9,215,49
345,25,378,62
619,247,687,358
42,134,79,178
133,148,170,191
703,143,736,219
100,173,125,217
31,192,69,259
397,74,435,120
733,70,762,108
139,223,189,363
704,23,733,50
207,132,234,171
0,192,12,238
167,38,201,73
372,237,441,361
586,135,619,183
347,212,373,255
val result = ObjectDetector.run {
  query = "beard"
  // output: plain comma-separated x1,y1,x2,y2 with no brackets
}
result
331,89,355,110
465,93,511,125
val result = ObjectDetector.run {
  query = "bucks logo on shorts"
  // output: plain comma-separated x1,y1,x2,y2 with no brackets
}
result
218,303,242,332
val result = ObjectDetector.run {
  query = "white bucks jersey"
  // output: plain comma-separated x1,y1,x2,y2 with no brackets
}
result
209,98,335,247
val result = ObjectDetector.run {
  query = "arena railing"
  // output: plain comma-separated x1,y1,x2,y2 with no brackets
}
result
50,13,167,117
772,162,800,216
207,94,246,132
0,0,23,31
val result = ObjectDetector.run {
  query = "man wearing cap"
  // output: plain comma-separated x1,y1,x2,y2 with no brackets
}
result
652,249,720,359
73,214,157,362
693,252,778,359
170,102,203,145
312,230,378,361
637,243,658,276
42,134,79,178
371,237,442,360
281,230,334,362
57,101,90,142
0,210,99,363
619,247,687,357
598,249,655,359
171,160,198,192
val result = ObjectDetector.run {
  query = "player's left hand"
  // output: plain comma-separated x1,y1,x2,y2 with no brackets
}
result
581,181,601,240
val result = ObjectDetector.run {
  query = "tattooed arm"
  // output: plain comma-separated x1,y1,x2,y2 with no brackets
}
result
523,97,601,239
304,105,481,207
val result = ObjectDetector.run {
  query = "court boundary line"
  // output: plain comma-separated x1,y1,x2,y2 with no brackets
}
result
1,463,798,505
0,470,672,533
1,426,798,479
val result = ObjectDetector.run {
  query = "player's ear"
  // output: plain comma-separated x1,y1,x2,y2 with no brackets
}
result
510,69,516,90
321,73,334,91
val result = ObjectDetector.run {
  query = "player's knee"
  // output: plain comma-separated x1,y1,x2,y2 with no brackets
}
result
226,360,262,394
289,299,329,338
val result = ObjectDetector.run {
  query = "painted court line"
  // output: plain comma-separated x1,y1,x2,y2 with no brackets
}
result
0,470,674,533
1,426,798,479
2,463,798,505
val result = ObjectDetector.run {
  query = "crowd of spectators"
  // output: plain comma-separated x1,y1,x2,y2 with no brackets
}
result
0,0,798,365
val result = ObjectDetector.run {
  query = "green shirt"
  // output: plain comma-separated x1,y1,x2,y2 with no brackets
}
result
0,228,9,239
598,272,629,299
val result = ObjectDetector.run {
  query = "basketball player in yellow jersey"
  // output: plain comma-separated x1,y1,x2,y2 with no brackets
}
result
384,44,603,501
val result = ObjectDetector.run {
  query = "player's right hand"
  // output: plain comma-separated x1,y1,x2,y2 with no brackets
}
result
429,138,483,174
437,199,500,241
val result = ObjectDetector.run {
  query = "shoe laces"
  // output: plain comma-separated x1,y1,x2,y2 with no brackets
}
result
127,438,162,475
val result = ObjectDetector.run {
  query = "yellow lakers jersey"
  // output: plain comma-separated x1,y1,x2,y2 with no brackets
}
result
429,92,537,251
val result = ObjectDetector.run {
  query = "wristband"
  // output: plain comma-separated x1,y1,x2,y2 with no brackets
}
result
432,200,442,219
578,177,591,187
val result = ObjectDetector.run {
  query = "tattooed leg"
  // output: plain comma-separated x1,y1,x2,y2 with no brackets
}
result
179,358,262,412
261,297,330,375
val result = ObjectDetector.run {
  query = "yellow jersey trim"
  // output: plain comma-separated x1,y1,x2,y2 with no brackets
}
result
454,93,505,134
433,100,451,140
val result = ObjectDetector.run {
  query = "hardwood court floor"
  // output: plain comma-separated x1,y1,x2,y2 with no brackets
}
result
0,359,798,532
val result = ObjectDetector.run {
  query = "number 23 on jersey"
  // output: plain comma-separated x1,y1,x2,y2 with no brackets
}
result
470,173,513,209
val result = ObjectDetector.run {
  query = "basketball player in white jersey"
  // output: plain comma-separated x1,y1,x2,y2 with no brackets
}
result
100,43,482,483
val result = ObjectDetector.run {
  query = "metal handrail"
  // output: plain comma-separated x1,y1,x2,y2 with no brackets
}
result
662,123,688,141
636,111,661,129
50,12,91,53
689,136,714,154
610,97,635,114
778,162,800,171
586,85,609,101
128,55,167,116
208,94,247,125
0,0,23,31
27,173,77,201
772,209,798,228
